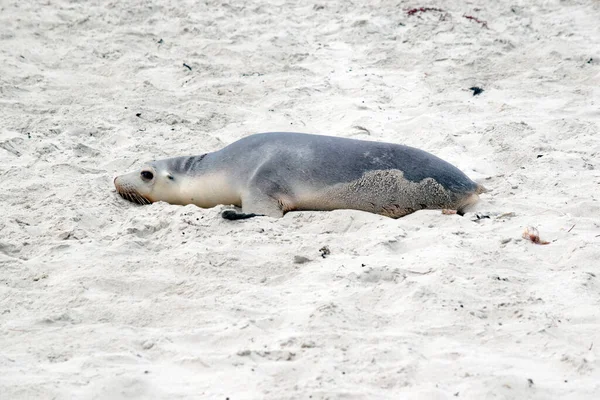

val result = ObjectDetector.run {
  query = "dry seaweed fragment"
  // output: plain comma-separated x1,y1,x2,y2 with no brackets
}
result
463,14,489,29
407,7,444,16
522,227,550,245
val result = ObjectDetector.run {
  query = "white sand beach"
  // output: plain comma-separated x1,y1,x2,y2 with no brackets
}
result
1,0,599,398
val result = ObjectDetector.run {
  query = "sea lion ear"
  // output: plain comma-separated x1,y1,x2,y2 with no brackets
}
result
167,174,175,181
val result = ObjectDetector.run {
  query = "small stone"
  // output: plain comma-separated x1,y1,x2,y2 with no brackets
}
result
469,86,484,96
319,246,331,258
142,340,154,350
293,255,310,264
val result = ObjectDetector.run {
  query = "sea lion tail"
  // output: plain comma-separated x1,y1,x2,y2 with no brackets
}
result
475,184,489,195
456,183,488,215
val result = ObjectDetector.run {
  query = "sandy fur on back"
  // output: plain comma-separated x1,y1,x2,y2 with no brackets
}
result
294,169,475,218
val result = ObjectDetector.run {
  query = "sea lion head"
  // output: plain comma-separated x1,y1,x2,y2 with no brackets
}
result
114,159,179,205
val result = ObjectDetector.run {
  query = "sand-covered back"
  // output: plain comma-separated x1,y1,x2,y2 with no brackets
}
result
1,0,599,398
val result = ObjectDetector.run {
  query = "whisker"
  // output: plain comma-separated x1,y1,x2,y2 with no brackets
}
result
116,188,150,205
134,193,145,205
131,193,141,205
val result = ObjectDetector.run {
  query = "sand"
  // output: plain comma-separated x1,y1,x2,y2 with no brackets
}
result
1,0,599,398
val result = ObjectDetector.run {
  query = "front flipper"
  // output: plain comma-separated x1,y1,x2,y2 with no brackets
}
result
220,184,285,220
239,184,287,218
223,166,291,220
221,210,262,220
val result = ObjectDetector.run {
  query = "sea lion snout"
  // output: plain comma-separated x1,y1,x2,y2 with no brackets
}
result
114,172,152,205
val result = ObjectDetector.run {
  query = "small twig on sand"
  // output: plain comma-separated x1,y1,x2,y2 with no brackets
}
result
400,268,434,275
407,7,444,16
463,14,489,29
567,224,576,233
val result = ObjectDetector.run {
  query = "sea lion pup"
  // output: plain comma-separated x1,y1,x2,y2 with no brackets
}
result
114,132,486,220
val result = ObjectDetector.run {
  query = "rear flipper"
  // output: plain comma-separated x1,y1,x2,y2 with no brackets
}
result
443,190,484,216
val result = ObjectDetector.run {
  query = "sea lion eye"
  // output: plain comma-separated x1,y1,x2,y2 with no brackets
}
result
140,170,154,181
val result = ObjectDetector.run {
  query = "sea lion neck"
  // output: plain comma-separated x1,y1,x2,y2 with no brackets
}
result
163,154,209,175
